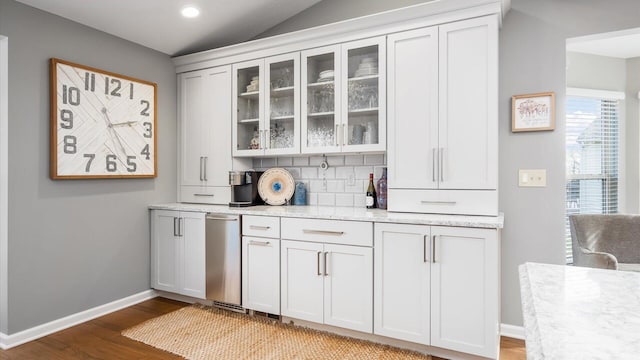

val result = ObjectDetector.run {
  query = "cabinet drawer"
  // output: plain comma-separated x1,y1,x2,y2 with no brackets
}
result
242,215,280,238
387,189,498,216
281,218,372,247
180,186,230,205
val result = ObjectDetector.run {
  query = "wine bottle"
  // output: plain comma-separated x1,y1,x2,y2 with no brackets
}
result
366,173,377,209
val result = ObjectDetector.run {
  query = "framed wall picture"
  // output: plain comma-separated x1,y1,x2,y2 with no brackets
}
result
511,92,555,132
50,58,157,179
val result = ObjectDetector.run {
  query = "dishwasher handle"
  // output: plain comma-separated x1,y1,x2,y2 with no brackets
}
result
206,214,239,221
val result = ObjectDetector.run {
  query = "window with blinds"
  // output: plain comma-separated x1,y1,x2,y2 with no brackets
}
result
565,95,619,264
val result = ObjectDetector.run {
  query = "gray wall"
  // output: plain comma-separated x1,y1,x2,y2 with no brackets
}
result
0,0,176,334
566,52,626,91
258,0,640,327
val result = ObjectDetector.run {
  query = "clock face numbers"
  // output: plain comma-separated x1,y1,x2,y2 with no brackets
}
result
52,59,156,178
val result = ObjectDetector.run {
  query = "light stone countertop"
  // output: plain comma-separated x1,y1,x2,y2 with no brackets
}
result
149,203,504,229
519,262,640,360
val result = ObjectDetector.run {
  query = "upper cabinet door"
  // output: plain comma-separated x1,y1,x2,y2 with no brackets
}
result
201,65,232,186
438,16,498,190
301,45,341,154
264,53,300,155
179,71,206,187
341,36,386,153
387,27,439,189
233,59,265,157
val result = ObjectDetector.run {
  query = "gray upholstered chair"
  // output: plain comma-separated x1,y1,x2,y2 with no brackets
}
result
569,214,640,272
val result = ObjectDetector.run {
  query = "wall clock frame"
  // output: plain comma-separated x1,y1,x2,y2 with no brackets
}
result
50,58,157,179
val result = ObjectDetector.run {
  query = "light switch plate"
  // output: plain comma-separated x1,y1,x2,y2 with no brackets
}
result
519,169,547,187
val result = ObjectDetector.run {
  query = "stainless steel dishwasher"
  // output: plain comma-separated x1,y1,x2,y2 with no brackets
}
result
205,213,241,308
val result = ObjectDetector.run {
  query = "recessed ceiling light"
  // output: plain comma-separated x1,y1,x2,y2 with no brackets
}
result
181,6,200,18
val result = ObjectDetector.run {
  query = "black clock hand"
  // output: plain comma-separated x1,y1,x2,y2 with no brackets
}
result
111,121,138,127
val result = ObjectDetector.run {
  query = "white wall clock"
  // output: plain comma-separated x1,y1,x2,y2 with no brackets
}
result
50,58,157,179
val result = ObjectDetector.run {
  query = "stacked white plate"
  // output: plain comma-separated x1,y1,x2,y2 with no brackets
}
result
317,70,334,82
246,76,259,92
354,57,377,77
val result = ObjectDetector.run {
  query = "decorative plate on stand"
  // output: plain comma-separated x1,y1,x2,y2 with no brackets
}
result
258,168,295,205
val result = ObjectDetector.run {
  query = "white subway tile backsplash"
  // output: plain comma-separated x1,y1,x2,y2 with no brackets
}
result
326,180,345,193
364,154,384,165
301,167,317,179
253,158,262,168
355,166,374,180
285,168,301,179
335,167,355,180
354,193,367,207
327,155,345,166
345,155,364,165
310,180,326,193
293,157,309,166
261,158,277,168
335,193,354,207
320,167,336,179
345,180,365,193
317,193,336,206
307,193,318,205
277,157,293,167
309,156,324,166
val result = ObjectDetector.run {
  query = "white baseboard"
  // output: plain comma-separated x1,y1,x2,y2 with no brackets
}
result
0,289,158,350
500,323,525,340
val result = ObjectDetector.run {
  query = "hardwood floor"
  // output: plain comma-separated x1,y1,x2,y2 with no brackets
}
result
0,298,526,360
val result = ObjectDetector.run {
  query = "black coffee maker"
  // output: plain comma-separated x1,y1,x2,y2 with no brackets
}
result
228,171,265,207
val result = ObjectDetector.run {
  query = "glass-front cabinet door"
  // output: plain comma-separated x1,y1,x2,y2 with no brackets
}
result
341,37,386,152
233,59,264,157
302,45,341,154
265,53,300,155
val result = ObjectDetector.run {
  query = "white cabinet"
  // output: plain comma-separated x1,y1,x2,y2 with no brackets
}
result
301,37,386,154
232,54,300,156
242,215,281,314
178,66,234,204
374,223,499,359
280,218,373,333
151,210,206,299
387,15,498,216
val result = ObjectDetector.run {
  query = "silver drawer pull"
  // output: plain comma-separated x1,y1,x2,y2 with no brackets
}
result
249,240,270,246
206,216,238,221
421,200,457,205
250,225,271,230
194,193,214,197
303,229,345,236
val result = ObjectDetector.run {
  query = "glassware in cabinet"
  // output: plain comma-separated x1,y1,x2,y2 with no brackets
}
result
233,61,264,156
302,46,341,153
266,55,299,154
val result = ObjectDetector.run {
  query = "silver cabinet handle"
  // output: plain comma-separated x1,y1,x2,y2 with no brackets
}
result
303,229,345,236
432,235,437,264
249,225,271,230
249,240,270,246
421,200,457,205
317,251,322,276
432,148,436,182
173,217,178,236
343,123,348,146
203,157,208,181
199,157,204,181
439,147,444,182
324,252,329,276
335,124,340,146
178,217,183,237
194,193,214,197
424,235,428,263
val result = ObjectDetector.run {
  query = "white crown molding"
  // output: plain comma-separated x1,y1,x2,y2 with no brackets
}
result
0,289,158,350
172,0,505,73
500,323,525,340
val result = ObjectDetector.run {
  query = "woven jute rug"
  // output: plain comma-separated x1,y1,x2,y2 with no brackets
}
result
122,305,432,360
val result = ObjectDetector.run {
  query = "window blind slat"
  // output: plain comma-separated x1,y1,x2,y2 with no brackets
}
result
565,96,619,264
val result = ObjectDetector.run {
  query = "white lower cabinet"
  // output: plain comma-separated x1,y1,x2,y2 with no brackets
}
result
151,209,206,299
374,223,499,359
280,218,373,333
242,215,281,314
